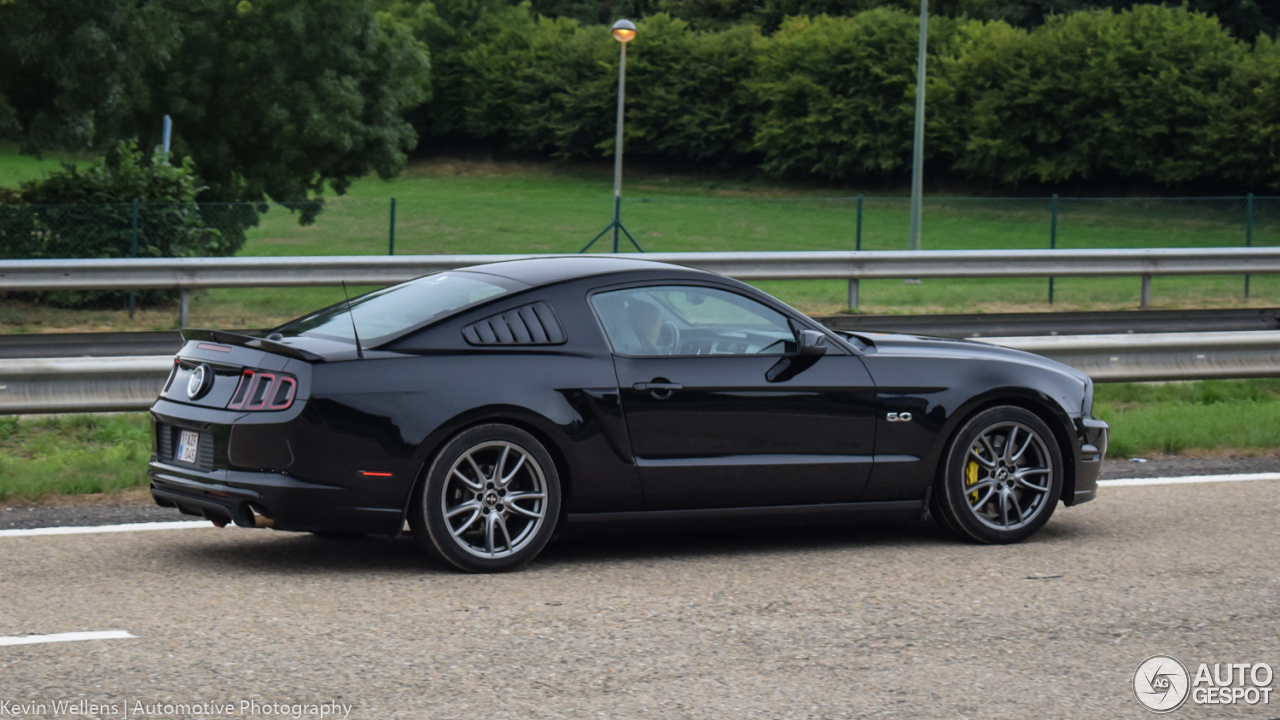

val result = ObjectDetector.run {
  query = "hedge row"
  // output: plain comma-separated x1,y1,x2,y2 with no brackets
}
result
425,4,1280,189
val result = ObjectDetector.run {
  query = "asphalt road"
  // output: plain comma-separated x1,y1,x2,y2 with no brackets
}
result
2,477,1279,719
6,455,1279,530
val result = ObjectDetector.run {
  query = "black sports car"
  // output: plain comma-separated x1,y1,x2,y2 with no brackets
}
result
149,257,1108,572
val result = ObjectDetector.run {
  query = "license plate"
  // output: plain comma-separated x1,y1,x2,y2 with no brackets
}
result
177,430,199,464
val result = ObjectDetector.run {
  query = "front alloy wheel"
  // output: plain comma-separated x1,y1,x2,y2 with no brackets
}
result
412,424,561,572
933,406,1063,544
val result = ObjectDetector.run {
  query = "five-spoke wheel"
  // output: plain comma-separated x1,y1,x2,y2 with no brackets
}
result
411,424,561,572
933,406,1063,544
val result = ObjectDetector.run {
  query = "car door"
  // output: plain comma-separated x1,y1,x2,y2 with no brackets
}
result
590,283,877,511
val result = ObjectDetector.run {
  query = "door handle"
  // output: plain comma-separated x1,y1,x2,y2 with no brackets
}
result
633,382,683,392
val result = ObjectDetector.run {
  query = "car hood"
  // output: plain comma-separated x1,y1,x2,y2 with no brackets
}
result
843,331,1091,383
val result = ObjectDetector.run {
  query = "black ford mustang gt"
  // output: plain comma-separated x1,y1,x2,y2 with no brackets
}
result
149,256,1108,572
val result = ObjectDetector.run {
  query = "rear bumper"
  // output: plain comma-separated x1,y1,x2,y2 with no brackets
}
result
148,459,404,535
1070,416,1109,506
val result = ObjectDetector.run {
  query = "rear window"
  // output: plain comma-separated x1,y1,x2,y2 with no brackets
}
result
275,272,516,346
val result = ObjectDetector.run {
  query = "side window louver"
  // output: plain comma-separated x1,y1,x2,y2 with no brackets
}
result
462,301,567,346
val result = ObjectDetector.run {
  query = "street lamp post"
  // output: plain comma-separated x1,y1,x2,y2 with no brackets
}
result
581,19,644,253
908,0,928,252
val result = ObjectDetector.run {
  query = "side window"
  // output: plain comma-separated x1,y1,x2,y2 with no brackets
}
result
591,285,796,357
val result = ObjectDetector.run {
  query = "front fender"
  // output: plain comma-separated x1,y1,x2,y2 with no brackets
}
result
859,349,1089,503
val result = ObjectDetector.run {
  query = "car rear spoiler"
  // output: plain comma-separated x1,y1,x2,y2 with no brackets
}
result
180,328,325,362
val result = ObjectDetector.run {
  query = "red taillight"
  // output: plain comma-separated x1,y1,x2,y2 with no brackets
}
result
227,370,255,409
226,370,296,411
246,373,276,410
269,377,296,409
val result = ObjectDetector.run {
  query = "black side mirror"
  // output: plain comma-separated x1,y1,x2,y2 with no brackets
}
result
767,330,827,383
798,329,828,357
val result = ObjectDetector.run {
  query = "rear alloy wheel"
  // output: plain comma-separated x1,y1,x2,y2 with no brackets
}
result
411,424,561,572
933,406,1063,544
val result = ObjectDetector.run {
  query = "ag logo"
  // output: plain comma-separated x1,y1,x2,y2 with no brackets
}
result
1134,655,1191,713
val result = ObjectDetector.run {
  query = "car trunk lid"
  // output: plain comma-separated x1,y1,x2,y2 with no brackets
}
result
159,330,327,410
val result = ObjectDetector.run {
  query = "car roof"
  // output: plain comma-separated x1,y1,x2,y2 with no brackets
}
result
460,256,711,286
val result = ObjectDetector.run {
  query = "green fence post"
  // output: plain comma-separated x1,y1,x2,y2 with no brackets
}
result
856,194,863,251
1049,193,1058,305
1246,192,1253,299
129,198,138,320
389,197,397,256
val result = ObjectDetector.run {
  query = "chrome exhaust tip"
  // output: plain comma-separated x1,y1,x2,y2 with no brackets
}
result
248,504,274,528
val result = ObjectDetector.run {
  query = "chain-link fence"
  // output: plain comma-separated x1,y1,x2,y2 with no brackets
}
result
1,195,1277,328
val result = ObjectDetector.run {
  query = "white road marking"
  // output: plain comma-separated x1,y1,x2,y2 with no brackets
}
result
0,520,214,538
0,630,137,647
1099,472,1280,487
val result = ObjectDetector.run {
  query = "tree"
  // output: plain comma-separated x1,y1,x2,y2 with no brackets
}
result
1203,35,1280,189
0,0,173,151
528,0,660,27
662,0,994,32
750,10,959,180
3,0,431,215
455,9,615,157
622,15,756,164
0,140,222,307
937,5,1244,186
134,0,431,205
1118,1,1277,40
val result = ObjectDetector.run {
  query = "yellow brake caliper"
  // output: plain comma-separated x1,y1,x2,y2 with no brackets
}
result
966,458,980,504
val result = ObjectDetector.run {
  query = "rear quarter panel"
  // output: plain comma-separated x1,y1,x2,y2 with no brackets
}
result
307,280,643,515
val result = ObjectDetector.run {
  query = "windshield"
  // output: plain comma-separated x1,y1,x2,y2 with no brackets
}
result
276,272,516,346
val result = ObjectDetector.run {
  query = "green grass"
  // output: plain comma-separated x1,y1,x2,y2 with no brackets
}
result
2,151,1278,329
0,142,89,189
1096,379,1280,457
0,414,152,500
1,379,1278,500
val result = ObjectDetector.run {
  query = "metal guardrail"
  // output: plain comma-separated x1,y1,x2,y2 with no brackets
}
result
0,331,186,359
5,247,1280,319
820,307,1280,338
4,248,1280,289
5,249,1280,412
0,356,174,414
7,245,1280,285
975,331,1280,382
3,331,1279,413
8,309,1277,360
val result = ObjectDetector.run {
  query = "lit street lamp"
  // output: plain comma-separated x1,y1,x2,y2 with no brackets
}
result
581,19,644,253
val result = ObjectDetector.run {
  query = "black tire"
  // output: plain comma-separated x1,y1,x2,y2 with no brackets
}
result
409,424,561,573
933,406,1064,544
